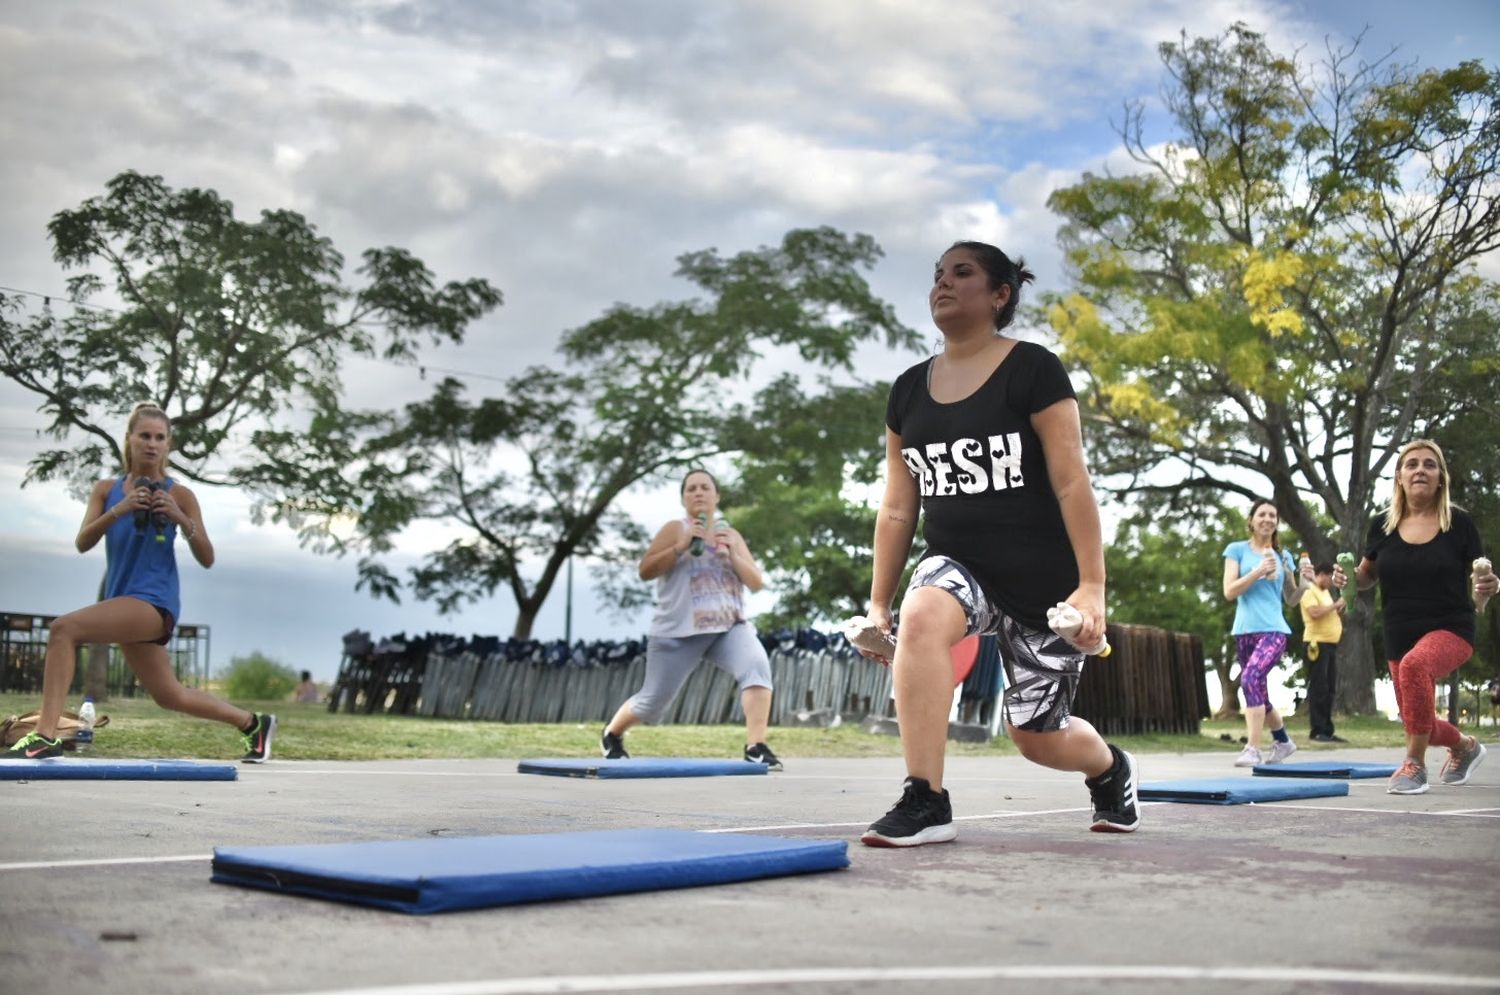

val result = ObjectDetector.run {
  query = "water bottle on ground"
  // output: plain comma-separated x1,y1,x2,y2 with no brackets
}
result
76,697,96,751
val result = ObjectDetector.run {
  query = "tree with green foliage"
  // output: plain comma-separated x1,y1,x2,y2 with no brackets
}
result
718,374,908,631
219,651,299,701
0,170,501,697
245,228,918,638
1046,24,1500,713
0,170,501,489
1420,291,1500,711
1106,498,1241,717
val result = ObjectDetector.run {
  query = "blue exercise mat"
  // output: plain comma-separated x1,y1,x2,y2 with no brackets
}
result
1139,777,1348,804
1252,760,1399,779
212,828,848,914
518,757,767,779
0,758,238,781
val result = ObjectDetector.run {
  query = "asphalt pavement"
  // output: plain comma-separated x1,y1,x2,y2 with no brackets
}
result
2,743,1497,995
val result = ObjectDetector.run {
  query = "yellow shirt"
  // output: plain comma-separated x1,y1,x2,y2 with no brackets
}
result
1300,585,1342,644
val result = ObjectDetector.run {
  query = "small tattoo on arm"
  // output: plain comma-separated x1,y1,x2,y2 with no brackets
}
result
886,512,911,525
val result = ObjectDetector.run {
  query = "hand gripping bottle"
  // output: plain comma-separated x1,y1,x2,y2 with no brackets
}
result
1475,558,1495,613
688,513,708,556
1046,603,1112,658
1336,552,1358,602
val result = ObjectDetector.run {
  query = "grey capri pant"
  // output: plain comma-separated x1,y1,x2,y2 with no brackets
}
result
627,621,773,723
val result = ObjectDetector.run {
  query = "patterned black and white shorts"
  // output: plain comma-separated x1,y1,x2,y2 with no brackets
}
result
906,555,1085,733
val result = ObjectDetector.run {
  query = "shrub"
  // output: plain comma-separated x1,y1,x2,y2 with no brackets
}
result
220,652,298,701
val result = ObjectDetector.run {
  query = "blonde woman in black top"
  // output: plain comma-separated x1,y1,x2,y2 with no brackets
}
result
1354,439,1495,794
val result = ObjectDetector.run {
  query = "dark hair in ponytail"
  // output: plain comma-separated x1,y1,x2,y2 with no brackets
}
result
946,240,1035,331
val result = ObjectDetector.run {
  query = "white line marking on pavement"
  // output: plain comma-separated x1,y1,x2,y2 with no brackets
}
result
1248,803,1500,818
250,770,525,777
705,805,1112,834
272,963,1500,995
0,803,1123,871
0,854,209,871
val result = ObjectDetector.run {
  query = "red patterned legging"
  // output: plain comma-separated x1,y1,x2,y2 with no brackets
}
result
1388,629,1472,746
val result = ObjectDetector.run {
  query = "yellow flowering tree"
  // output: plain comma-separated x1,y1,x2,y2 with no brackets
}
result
1047,24,1500,712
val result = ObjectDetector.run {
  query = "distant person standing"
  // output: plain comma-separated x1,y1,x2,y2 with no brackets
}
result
1222,499,1315,767
1353,439,1495,794
5,402,275,762
1300,562,1346,742
293,671,320,703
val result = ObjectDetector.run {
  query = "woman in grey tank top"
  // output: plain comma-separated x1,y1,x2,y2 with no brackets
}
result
600,469,782,770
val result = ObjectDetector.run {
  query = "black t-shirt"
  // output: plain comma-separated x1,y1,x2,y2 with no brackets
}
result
1366,507,1483,660
886,341,1078,629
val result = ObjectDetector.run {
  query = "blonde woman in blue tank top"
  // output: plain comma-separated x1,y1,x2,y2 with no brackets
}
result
6,403,276,762
599,469,780,770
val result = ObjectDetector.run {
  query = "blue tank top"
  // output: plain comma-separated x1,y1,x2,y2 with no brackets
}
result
1223,540,1294,636
104,476,182,621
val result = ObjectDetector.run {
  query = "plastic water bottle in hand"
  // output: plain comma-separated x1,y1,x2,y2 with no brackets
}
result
1047,603,1111,657
1475,558,1495,613
1336,552,1358,602
688,513,708,556
841,615,896,662
76,697,96,751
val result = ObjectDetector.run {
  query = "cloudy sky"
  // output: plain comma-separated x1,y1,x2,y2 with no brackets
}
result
2,0,1497,683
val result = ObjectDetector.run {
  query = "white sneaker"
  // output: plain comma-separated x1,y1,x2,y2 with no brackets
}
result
1266,739,1298,764
1233,745,1263,767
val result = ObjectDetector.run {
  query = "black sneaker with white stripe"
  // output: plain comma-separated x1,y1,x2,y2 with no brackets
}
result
744,742,783,771
860,776,957,847
600,728,629,759
1086,744,1139,833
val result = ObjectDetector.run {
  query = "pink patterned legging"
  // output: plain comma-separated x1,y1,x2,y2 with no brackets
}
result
1389,630,1471,747
1235,632,1287,709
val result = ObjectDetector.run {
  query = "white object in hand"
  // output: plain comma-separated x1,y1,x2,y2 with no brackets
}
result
1046,603,1111,657
1474,558,1494,614
841,615,896,661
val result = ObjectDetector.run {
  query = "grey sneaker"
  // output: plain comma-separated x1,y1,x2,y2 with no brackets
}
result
1387,759,1429,795
1266,739,1298,764
1439,738,1487,786
1233,745,1263,767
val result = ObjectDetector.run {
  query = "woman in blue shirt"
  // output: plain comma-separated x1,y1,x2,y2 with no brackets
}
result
7,403,275,762
1222,499,1314,767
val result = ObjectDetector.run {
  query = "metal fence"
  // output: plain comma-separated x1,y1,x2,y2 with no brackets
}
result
328,629,899,726
0,611,212,696
328,623,1203,735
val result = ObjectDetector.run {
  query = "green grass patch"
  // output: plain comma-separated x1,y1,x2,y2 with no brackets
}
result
0,692,1463,762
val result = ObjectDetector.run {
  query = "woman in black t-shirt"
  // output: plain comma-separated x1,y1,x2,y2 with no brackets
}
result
857,241,1136,848
1354,439,1496,794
